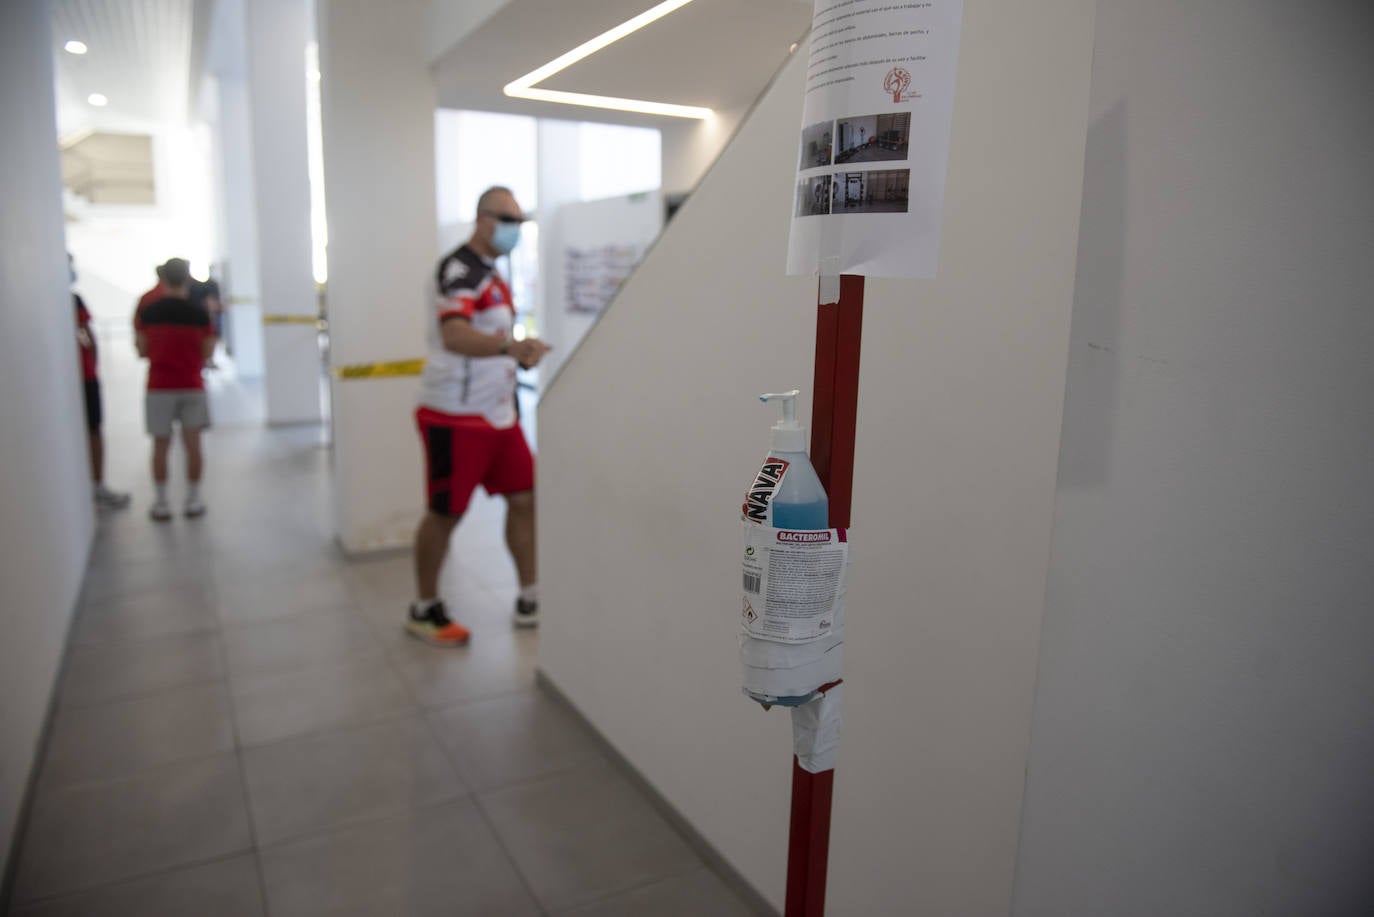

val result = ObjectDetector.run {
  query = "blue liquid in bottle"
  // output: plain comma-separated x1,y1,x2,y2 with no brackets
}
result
771,499,829,531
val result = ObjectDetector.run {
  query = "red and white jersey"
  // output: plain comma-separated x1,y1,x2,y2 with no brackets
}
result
419,244,518,427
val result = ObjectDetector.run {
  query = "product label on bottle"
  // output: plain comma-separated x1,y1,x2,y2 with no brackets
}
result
742,458,791,525
741,523,850,643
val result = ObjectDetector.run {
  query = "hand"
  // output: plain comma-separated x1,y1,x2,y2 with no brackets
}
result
508,338,551,369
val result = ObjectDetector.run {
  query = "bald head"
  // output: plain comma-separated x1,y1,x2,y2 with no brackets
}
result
469,186,524,259
476,186,515,217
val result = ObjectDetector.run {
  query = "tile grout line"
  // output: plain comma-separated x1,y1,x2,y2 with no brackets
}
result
421,710,552,917
7,849,258,912
54,671,229,713
545,863,716,917
215,594,275,917
534,672,781,917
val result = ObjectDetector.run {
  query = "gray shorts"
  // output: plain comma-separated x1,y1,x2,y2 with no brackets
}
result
145,390,210,438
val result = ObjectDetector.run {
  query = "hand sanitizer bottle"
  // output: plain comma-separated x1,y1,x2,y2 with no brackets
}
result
741,391,842,707
758,391,829,530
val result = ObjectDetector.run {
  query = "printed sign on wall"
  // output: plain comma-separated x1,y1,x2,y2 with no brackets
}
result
787,0,965,279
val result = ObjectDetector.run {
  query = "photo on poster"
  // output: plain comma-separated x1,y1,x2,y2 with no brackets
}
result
798,120,834,169
833,169,909,214
834,112,911,164
796,175,832,217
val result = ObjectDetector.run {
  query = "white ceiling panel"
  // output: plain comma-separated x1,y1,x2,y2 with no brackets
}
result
52,0,194,135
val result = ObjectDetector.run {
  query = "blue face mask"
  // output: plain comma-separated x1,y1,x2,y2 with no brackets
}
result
492,222,521,255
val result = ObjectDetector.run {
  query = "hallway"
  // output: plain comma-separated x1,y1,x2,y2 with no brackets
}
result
4,354,756,914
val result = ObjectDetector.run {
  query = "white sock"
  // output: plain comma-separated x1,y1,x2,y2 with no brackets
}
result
412,598,440,616
155,482,168,504
519,584,538,604
187,483,201,504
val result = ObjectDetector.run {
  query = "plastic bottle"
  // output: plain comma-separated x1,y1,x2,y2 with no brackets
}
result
741,391,842,707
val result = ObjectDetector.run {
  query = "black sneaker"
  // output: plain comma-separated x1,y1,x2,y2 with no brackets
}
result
405,601,471,646
513,597,539,629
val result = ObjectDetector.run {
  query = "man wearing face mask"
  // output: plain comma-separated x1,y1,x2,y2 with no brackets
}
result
409,186,552,646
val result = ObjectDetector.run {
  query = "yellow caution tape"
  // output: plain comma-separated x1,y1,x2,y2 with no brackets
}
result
262,314,323,326
332,358,427,380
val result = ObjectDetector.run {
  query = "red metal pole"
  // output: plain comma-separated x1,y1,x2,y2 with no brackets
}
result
785,274,864,917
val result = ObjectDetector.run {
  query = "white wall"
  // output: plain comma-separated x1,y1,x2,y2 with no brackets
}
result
659,106,746,197
0,0,95,864
424,0,509,63
536,2,1096,911
319,0,436,551
1012,4,1374,915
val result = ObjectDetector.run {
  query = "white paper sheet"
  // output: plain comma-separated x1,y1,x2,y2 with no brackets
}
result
742,523,850,644
792,683,843,773
787,0,965,279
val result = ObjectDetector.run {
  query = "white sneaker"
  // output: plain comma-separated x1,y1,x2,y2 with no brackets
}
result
184,499,207,518
149,501,173,522
513,597,539,629
94,485,131,509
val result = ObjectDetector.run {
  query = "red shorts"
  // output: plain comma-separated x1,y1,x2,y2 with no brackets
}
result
416,407,534,516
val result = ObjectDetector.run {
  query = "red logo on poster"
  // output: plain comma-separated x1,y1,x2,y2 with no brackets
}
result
883,67,911,103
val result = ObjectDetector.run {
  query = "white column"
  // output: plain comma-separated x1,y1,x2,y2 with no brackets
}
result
214,74,266,379
318,0,436,551
244,0,322,424
534,118,582,384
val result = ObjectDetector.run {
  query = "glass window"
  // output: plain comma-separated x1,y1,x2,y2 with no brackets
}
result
577,122,661,200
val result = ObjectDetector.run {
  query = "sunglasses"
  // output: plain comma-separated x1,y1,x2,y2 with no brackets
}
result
480,210,524,224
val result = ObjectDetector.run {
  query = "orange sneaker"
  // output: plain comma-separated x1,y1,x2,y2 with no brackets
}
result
405,601,471,647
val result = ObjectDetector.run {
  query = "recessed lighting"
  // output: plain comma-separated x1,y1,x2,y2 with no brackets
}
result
64,40,88,55
87,93,108,107
504,0,712,120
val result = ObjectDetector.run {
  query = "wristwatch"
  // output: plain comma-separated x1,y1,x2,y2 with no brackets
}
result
498,338,510,355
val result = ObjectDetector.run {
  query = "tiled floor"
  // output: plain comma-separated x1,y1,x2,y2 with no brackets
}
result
5,338,761,916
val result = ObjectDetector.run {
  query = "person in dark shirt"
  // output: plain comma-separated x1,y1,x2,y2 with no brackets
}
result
70,255,130,509
134,258,217,521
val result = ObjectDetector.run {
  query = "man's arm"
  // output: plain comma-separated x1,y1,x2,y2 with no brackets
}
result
439,315,507,357
135,330,148,358
439,316,550,367
200,332,217,363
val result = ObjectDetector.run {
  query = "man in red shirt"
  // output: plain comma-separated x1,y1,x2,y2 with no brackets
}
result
134,258,217,521
134,262,164,318
71,255,130,509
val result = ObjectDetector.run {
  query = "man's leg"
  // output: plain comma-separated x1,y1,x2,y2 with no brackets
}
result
505,490,536,588
150,436,173,520
414,510,461,602
182,427,203,482
86,379,129,507
407,411,477,647
151,436,171,483
488,424,538,627
182,425,206,516
507,490,539,627
87,431,103,486
407,510,470,646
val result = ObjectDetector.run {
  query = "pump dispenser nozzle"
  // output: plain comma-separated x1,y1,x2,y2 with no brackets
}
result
760,390,806,453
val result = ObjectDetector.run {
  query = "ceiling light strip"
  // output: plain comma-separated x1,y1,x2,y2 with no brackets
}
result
503,0,711,120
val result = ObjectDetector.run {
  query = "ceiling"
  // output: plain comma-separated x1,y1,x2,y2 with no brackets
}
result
433,0,814,127
45,0,814,139
50,0,203,138
61,131,157,204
